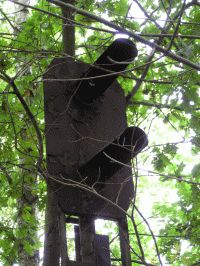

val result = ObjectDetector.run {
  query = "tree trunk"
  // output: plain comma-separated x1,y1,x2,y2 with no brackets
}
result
14,1,40,265
17,162,39,266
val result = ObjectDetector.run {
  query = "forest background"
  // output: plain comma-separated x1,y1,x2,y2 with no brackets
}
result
0,0,199,265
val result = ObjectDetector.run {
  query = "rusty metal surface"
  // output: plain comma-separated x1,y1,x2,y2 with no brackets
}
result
44,58,133,218
74,38,138,105
78,126,148,188
56,165,133,219
44,57,127,174
43,58,135,219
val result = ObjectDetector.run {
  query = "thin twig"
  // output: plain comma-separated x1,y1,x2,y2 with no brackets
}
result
167,0,186,50
135,206,163,266
130,100,200,111
0,7,19,32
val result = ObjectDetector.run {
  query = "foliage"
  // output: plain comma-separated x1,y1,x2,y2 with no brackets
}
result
0,0,199,265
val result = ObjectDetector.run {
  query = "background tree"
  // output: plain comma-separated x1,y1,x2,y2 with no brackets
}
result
0,0,199,265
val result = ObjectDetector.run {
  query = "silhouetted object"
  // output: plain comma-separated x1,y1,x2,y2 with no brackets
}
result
43,38,148,218
74,38,138,105
79,126,148,187
44,38,148,266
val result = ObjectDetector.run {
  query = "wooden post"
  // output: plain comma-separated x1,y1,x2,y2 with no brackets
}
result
74,225,81,262
43,185,61,266
79,216,96,266
95,234,111,266
61,0,75,56
118,216,132,266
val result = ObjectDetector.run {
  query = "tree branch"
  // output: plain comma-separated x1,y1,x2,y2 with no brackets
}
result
0,72,43,170
45,0,200,71
0,165,12,184
0,7,19,32
167,0,186,50
9,0,200,70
